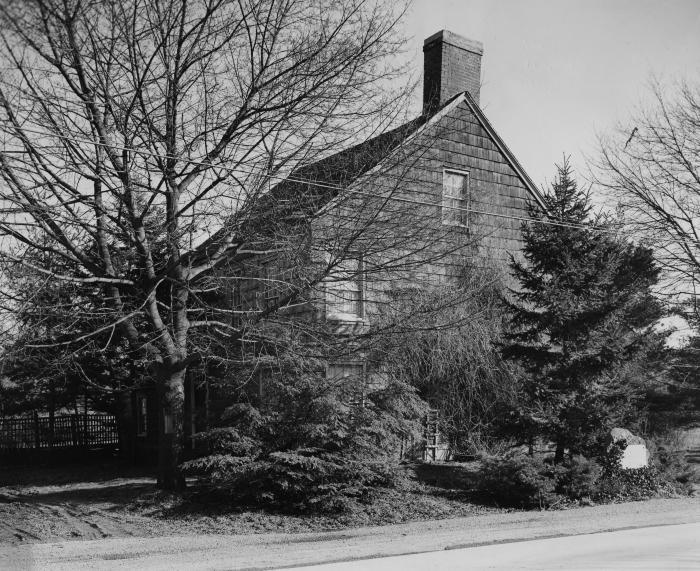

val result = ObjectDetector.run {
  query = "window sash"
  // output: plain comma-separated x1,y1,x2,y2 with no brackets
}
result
442,170,469,226
326,257,363,317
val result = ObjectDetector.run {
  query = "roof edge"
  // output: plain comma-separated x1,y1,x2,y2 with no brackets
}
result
461,92,548,213
314,96,469,218
318,92,548,219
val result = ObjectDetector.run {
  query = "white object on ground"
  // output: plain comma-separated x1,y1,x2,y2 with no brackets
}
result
621,443,648,469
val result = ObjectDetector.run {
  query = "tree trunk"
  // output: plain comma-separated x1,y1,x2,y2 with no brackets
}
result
157,367,186,491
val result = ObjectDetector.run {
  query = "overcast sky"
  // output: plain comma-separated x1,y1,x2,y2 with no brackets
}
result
402,0,700,190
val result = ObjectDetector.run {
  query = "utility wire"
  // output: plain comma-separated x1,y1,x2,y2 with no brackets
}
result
0,125,625,236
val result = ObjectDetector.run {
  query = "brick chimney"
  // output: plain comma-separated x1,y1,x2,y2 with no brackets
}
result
423,30,483,115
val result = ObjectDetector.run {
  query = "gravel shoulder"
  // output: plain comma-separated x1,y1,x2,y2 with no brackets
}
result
3,497,700,570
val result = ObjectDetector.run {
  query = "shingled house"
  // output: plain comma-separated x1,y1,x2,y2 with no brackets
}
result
130,30,547,461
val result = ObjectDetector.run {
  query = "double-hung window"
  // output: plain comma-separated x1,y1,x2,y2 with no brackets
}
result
326,256,363,320
442,169,469,227
254,262,279,310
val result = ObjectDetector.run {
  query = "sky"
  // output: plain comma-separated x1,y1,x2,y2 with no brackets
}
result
401,0,700,189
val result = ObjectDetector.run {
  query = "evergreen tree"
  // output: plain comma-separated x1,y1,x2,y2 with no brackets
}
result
502,160,665,461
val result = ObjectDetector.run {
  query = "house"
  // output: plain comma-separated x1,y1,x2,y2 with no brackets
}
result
129,30,547,461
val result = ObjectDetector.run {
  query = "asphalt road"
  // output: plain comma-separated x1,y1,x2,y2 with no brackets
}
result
292,522,700,570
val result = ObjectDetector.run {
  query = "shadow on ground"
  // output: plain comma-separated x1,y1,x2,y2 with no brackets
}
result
0,457,154,488
0,460,502,545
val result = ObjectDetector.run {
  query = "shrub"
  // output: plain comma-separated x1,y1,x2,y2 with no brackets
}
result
476,454,564,509
649,434,698,494
556,455,602,500
181,359,425,513
183,448,401,513
475,443,688,510
596,442,673,501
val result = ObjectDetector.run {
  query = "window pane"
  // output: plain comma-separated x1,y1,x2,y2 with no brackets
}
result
442,171,469,226
327,257,362,316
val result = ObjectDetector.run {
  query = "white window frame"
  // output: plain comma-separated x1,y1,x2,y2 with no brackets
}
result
441,168,470,228
325,254,365,321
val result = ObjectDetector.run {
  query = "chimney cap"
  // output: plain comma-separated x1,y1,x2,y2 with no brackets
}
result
423,30,483,55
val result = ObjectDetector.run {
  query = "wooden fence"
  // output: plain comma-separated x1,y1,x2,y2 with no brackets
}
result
0,413,119,452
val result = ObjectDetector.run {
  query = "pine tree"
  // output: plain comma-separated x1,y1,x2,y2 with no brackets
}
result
502,160,665,461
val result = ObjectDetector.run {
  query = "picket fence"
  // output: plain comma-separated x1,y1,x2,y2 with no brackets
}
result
0,413,119,452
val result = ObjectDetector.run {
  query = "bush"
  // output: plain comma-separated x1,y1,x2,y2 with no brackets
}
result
649,434,698,494
596,442,673,501
183,448,401,513
181,357,425,514
476,454,564,509
556,455,602,500
475,448,677,509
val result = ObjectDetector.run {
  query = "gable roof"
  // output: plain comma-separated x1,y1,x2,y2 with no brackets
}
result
263,91,547,221
460,92,547,210
254,116,427,222
189,118,426,265
192,93,545,265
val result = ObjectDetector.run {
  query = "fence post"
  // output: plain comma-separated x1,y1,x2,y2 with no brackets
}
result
83,394,89,448
71,414,78,447
48,410,55,449
33,410,40,449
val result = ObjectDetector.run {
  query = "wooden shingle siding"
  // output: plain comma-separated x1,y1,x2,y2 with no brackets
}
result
220,94,538,356
433,100,533,267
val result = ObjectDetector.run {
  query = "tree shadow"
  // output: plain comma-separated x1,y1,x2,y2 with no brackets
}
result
0,457,155,497
411,461,482,489
4,479,156,507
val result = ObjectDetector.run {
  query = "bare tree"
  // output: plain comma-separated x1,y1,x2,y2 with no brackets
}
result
0,0,411,489
596,81,700,317
184,110,502,463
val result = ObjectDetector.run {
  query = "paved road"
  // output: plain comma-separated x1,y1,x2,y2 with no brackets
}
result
292,523,700,570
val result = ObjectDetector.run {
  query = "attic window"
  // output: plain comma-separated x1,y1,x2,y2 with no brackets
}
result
442,169,469,227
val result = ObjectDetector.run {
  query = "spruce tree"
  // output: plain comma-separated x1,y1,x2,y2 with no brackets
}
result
502,160,664,461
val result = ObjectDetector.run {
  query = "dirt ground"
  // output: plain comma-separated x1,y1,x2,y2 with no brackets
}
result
0,461,499,545
3,497,700,570
2,459,698,549
0,463,167,544
2,461,700,570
